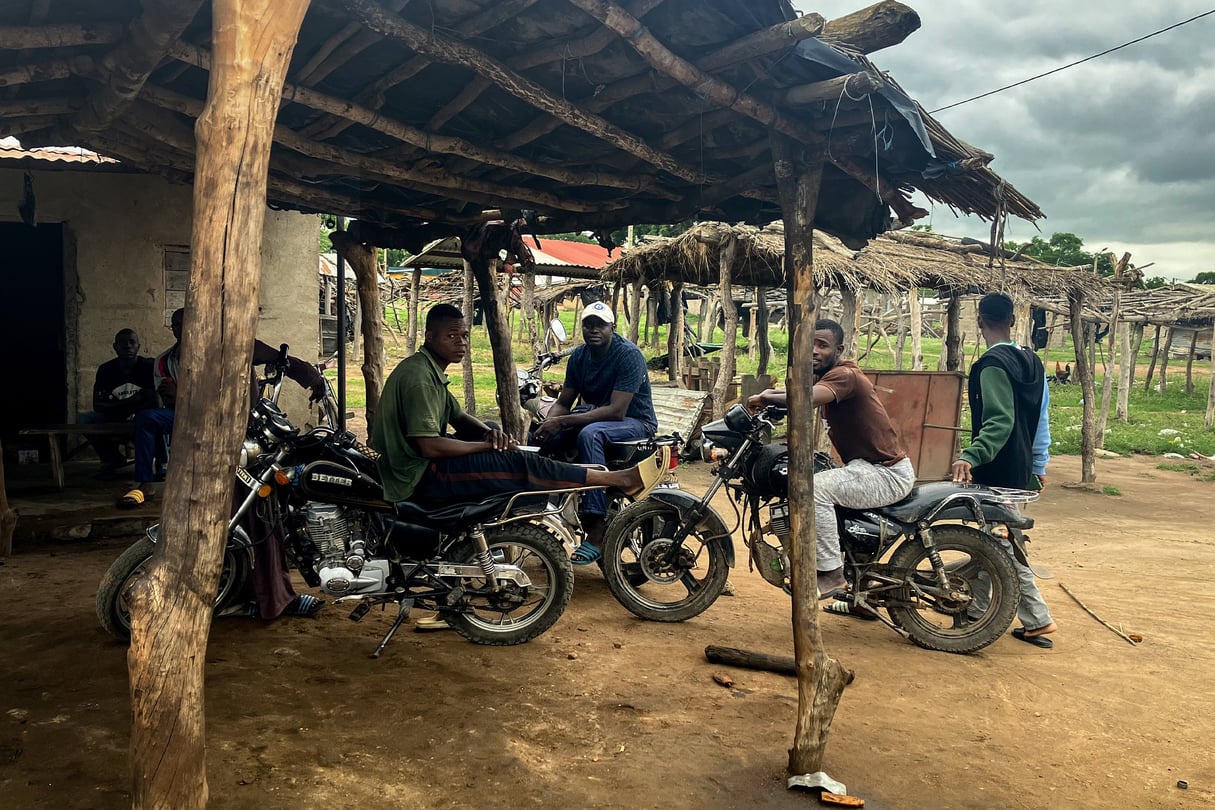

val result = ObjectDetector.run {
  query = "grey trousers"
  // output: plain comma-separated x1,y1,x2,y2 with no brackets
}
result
814,457,916,571
972,531,1054,631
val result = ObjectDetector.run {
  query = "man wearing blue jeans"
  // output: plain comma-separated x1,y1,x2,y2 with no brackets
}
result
532,302,658,564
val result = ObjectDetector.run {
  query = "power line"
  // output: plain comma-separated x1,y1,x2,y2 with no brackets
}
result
930,8,1215,114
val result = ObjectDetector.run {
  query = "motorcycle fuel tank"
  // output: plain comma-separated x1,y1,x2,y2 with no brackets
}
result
297,460,388,508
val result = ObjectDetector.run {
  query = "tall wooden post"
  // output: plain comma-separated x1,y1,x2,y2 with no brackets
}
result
944,292,962,371
1116,319,1136,421
627,279,642,344
1158,327,1175,393
756,286,772,377
1069,294,1097,483
1205,347,1215,430
908,286,923,371
464,248,526,440
461,260,477,413
839,286,860,360
125,1,310,807
332,230,384,432
667,280,685,383
1143,324,1162,391
405,265,422,354
0,444,16,557
1095,291,1120,447
1184,330,1199,396
520,272,539,353
711,241,738,417
771,134,851,781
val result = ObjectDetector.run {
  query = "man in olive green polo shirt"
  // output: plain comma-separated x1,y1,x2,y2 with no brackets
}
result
373,304,660,506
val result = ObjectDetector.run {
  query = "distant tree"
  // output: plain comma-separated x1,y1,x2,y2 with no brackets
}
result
1190,271,1215,285
1144,276,1170,289
319,215,333,253
1014,232,1114,274
910,223,934,232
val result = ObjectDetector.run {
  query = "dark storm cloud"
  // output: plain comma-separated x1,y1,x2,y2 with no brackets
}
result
794,0,1215,277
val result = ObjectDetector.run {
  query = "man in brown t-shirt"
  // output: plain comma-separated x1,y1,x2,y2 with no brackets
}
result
747,319,915,596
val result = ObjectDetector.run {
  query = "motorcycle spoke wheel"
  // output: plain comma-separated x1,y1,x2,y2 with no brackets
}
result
600,500,728,623
885,525,1019,654
445,524,572,646
96,528,249,643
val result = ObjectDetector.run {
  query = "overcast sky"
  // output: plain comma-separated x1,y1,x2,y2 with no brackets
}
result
794,0,1215,280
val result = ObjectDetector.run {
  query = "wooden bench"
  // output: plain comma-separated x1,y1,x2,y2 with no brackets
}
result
17,422,137,490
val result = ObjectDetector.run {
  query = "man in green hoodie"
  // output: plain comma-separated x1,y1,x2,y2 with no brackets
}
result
953,292,1057,648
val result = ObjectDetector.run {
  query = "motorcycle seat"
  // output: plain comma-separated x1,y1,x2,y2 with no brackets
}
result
876,481,989,523
393,494,516,529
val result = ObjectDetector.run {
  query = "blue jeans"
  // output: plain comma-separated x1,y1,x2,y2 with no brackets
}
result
134,408,174,482
566,416,654,517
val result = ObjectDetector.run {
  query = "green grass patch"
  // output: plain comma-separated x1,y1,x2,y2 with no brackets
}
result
1102,485,1122,496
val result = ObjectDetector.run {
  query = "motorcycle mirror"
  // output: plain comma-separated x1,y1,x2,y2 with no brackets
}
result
549,319,568,343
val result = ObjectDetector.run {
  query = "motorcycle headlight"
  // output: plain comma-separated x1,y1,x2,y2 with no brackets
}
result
700,439,730,463
240,439,264,468
724,403,757,434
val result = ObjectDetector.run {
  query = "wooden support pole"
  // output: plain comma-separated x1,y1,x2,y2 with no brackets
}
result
839,286,860,360
1116,319,1136,421
125,1,309,807
668,281,685,384
521,272,539,353
908,287,923,371
944,293,962,372
1143,324,1162,391
756,286,772,377
460,261,477,414
772,134,851,780
1205,347,1215,431
712,242,739,416
1069,294,1097,483
463,246,526,440
0,443,16,557
406,266,422,355
1095,292,1121,448
1158,327,1175,393
628,279,642,344
332,230,385,433
1184,330,1199,397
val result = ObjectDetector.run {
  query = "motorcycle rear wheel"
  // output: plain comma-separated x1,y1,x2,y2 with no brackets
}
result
600,500,729,622
445,523,573,646
885,525,1019,654
95,530,249,643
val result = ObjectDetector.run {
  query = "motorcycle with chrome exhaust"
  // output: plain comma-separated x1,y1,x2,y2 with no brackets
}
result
96,347,595,655
600,403,1039,654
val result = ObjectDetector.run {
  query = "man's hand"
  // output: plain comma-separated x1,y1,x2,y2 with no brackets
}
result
158,379,177,407
532,416,563,444
308,380,326,403
485,428,517,451
951,459,973,483
1034,473,1047,490
746,388,777,412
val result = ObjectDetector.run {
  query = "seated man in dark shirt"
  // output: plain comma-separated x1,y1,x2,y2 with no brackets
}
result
747,319,915,599
77,328,157,477
531,302,658,564
373,303,665,513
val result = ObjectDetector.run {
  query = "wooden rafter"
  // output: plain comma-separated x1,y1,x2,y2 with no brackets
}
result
167,41,680,198
0,23,123,49
341,0,706,184
71,0,205,134
292,0,412,89
0,58,78,89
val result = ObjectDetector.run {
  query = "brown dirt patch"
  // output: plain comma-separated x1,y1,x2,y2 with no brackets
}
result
1,453,1212,808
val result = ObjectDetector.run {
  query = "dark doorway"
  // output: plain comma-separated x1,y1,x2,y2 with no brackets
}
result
0,223,66,439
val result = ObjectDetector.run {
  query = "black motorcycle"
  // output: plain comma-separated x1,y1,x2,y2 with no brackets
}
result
97,350,584,655
601,403,1037,654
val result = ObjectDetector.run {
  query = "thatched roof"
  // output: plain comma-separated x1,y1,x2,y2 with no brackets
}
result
2,0,1040,249
605,221,1108,299
1036,283,1215,328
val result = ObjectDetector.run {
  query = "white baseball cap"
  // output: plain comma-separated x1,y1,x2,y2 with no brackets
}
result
580,301,615,324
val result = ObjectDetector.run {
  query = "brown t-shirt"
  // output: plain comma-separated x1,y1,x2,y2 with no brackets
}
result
816,360,906,465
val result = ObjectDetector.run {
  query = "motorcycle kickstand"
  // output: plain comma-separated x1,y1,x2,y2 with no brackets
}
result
370,597,414,659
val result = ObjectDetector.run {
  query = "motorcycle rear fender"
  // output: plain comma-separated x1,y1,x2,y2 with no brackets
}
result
145,522,256,569
933,502,1034,530
648,489,735,568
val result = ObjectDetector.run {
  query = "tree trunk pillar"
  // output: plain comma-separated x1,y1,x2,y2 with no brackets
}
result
464,249,526,440
945,293,962,372
126,1,310,807
1184,330,1198,397
756,286,772,377
1143,324,1162,391
908,287,923,371
332,230,384,432
772,134,851,781
839,286,860,360
667,281,685,383
461,260,477,413
711,242,738,417
1095,292,1120,447
1116,320,1136,421
627,279,642,344
1158,327,1175,393
1069,295,1097,483
406,266,422,354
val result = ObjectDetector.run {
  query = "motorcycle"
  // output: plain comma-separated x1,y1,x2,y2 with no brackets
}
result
600,403,1038,654
97,348,590,655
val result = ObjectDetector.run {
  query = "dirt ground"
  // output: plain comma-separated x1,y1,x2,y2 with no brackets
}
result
1,452,1213,809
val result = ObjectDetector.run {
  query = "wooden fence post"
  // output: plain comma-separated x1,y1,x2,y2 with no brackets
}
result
1069,294,1097,483
711,242,738,417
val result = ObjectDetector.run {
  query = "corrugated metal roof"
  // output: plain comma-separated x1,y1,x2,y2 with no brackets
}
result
0,145,118,165
532,239,614,271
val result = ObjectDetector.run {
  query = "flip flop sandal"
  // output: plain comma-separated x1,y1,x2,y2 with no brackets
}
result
570,543,603,566
823,599,878,620
1012,627,1054,648
117,488,147,509
289,594,325,617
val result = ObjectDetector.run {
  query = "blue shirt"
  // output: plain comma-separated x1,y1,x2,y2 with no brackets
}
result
1032,375,1051,475
563,335,657,430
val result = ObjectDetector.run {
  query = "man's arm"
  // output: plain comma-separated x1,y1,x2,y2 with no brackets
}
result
252,339,326,400
954,366,1014,482
1032,375,1051,486
746,384,835,411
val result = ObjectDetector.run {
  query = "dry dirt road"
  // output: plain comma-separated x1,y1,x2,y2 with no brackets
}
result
1,453,1212,809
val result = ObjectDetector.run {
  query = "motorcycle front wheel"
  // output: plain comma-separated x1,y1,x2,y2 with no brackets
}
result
600,500,729,622
445,523,573,646
885,525,1019,654
95,528,250,643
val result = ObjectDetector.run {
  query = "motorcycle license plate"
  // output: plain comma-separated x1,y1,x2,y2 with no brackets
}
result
236,467,259,490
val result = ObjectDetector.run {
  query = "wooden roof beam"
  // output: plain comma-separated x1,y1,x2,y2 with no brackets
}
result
70,0,205,134
567,0,925,225
304,0,545,140
0,23,123,49
817,1,921,55
0,58,84,89
782,71,883,106
292,0,412,87
498,12,825,151
341,0,706,183
165,41,678,197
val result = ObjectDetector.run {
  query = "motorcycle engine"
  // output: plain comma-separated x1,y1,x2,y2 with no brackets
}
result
300,503,388,595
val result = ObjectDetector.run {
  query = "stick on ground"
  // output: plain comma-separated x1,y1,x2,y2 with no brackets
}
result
1059,582,1140,646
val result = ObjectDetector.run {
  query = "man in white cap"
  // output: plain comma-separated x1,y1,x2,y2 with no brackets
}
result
532,300,658,564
